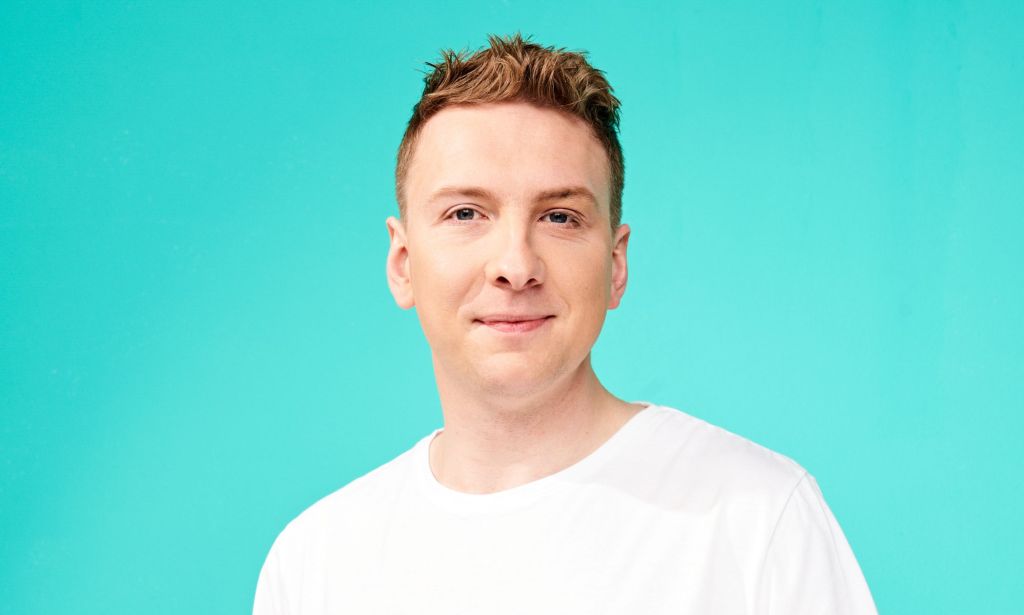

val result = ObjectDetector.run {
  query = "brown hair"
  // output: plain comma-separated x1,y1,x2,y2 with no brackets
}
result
395,33,625,228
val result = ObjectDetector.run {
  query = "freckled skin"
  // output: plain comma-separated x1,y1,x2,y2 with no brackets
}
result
386,102,630,400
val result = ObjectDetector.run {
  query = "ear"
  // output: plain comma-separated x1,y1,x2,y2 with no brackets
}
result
386,216,415,309
608,223,630,310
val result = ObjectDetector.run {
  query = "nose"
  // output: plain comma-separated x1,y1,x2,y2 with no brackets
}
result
485,223,545,291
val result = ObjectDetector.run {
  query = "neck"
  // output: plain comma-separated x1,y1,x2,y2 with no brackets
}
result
428,356,641,494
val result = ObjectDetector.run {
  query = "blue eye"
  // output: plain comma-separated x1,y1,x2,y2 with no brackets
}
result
545,211,577,225
453,208,476,221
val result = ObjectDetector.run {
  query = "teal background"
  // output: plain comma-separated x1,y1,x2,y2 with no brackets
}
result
2,1,1021,613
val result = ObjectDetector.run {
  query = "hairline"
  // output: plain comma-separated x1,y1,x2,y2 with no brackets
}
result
396,102,619,228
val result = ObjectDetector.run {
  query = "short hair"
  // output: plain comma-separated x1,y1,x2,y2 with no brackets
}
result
395,33,624,228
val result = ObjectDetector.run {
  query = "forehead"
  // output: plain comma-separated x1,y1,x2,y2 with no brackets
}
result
405,103,611,211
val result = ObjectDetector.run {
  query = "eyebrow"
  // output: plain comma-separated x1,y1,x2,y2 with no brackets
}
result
536,186,597,205
427,185,597,206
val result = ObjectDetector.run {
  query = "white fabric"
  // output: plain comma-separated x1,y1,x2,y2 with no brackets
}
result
253,404,877,614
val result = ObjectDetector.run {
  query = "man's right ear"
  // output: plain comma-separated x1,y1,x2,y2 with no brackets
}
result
385,216,415,309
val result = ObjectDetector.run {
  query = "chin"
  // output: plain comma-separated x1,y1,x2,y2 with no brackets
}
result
471,353,576,397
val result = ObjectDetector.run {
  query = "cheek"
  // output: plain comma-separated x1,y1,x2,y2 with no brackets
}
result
408,246,480,322
580,244,614,291
575,273,609,307
558,249,613,315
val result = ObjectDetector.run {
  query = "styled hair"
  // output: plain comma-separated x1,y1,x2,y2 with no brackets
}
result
395,33,624,228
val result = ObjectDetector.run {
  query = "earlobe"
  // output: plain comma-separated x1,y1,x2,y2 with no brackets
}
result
608,223,630,310
385,216,415,309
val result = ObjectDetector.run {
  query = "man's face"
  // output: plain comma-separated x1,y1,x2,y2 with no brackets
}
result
387,102,629,396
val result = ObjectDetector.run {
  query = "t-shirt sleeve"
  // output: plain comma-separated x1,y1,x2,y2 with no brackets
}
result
253,534,290,615
760,473,878,615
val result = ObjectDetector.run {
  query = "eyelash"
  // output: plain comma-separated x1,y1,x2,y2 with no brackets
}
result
447,207,482,222
445,207,581,227
542,211,581,227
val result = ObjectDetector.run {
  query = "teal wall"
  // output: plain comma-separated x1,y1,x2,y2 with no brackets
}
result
2,1,1021,613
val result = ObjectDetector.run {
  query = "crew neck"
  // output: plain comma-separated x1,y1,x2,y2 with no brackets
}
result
412,402,656,516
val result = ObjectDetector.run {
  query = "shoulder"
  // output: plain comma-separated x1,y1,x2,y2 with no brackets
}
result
268,437,425,554
613,404,808,513
636,404,806,481
253,437,432,614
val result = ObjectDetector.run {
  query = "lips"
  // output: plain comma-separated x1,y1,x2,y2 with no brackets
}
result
475,314,554,333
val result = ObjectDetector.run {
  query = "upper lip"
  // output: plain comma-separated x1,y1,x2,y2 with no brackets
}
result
475,314,553,323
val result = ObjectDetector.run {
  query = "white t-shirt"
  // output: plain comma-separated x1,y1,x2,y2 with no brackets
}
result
253,404,877,614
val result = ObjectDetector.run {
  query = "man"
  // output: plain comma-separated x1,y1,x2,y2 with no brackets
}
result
253,34,877,614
